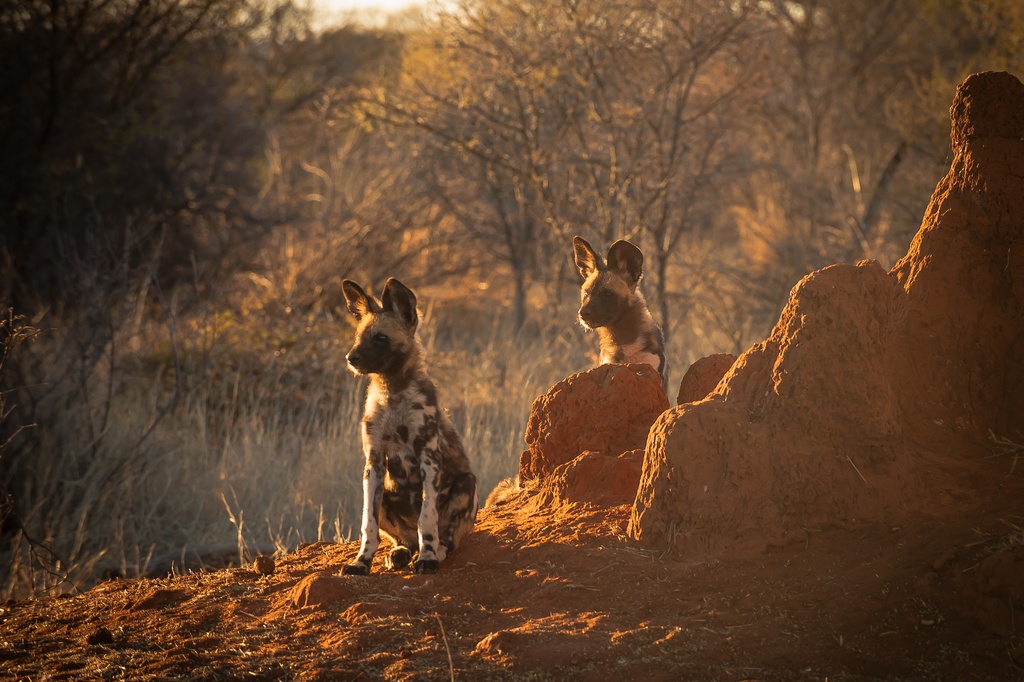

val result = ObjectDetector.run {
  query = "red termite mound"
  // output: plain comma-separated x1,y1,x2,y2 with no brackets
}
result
675,353,737,405
518,363,668,483
511,363,668,509
889,71,1024,452
538,449,646,507
629,71,1024,556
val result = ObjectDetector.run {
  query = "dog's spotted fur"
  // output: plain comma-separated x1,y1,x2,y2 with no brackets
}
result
341,278,478,575
572,235,669,393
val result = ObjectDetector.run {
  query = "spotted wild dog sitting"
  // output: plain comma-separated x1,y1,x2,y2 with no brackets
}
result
572,235,669,394
341,277,478,575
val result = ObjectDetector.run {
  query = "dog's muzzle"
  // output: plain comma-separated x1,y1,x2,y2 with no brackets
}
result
346,348,366,372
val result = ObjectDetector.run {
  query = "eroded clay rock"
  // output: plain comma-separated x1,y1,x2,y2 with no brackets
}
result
518,363,669,483
631,260,911,555
630,71,1024,557
675,353,737,405
889,70,1024,453
539,449,644,507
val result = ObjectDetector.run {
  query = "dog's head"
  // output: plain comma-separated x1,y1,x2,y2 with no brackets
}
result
572,235,644,330
341,277,419,377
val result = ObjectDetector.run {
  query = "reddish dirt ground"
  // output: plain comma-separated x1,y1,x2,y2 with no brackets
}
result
0,481,1022,681
2,70,1023,682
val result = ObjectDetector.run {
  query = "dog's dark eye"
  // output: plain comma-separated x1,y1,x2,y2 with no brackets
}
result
373,333,388,345
601,290,614,299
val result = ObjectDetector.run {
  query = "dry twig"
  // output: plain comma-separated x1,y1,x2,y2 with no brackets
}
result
435,613,454,682
988,430,1024,474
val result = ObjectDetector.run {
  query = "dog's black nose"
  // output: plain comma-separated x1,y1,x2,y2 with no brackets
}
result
346,351,361,366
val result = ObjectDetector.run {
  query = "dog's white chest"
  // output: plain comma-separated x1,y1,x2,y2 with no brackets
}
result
364,393,431,486
603,339,660,372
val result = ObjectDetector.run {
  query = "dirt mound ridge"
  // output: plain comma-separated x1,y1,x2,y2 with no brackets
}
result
630,70,1024,556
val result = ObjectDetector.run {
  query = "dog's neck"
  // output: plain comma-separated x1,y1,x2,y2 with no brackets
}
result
368,345,425,398
597,294,651,346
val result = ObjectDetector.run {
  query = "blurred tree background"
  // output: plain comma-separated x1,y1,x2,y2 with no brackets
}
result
0,0,1021,596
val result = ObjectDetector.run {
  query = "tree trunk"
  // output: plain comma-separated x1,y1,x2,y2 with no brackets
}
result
859,140,907,240
653,246,671,349
512,261,527,334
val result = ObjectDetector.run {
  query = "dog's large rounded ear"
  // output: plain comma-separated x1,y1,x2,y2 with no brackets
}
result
607,240,644,286
342,280,376,320
381,278,418,329
572,235,604,280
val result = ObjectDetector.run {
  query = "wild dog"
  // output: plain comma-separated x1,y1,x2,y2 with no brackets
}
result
341,277,478,575
572,235,669,393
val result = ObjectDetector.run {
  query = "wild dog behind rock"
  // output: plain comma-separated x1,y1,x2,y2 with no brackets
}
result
572,235,669,394
341,277,478,575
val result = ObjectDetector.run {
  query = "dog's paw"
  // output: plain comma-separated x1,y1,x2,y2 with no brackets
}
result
342,562,370,576
413,559,440,575
386,547,413,571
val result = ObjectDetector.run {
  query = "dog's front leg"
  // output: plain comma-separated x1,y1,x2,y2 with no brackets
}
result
414,451,443,574
344,452,384,575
